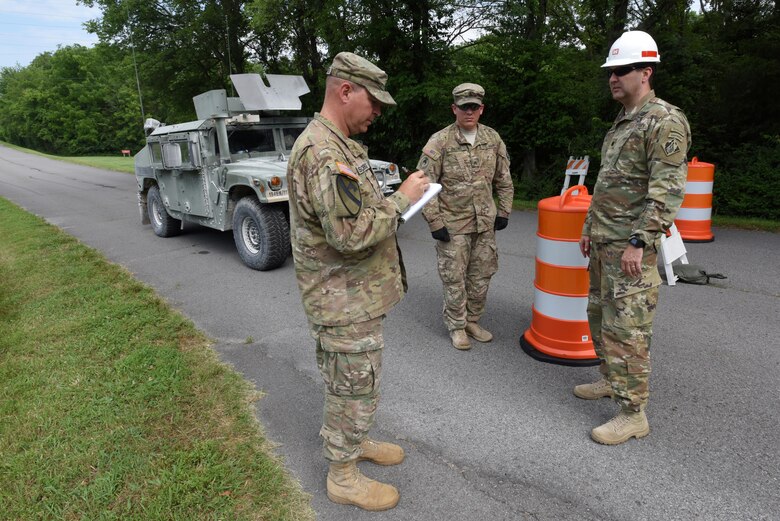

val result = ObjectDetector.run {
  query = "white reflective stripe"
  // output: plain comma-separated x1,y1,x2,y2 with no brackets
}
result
677,207,712,220
534,288,588,321
685,181,713,194
536,236,589,268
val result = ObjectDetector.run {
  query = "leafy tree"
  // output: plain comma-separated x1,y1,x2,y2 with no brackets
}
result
80,0,257,122
0,44,145,155
0,0,777,218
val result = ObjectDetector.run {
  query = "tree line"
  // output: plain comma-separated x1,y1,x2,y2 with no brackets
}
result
0,0,777,219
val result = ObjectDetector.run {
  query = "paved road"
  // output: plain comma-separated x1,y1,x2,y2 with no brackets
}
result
2,144,778,520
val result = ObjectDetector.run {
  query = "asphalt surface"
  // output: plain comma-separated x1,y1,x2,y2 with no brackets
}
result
1,143,779,520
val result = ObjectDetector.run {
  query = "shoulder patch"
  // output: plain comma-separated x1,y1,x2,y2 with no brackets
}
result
657,121,688,164
335,161,359,181
423,147,441,162
333,174,362,217
663,128,686,157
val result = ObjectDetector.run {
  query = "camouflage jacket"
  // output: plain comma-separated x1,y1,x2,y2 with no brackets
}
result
583,91,691,245
417,123,514,234
287,113,411,326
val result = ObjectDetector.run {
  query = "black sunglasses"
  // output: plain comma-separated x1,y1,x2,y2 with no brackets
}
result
457,103,482,112
607,65,644,78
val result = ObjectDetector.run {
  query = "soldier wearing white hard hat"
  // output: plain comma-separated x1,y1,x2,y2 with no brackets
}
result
576,31,692,445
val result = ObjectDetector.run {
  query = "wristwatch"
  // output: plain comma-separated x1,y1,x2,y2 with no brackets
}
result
628,236,645,249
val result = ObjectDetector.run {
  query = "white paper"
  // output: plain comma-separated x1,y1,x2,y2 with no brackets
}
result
400,183,441,223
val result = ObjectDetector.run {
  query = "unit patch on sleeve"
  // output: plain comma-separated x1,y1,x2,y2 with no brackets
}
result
663,128,685,157
332,162,362,217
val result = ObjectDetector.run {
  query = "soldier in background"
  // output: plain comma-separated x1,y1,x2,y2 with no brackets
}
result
417,83,514,350
286,52,428,510
577,31,691,445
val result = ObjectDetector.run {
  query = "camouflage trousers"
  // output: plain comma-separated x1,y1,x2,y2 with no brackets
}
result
587,241,661,412
435,230,498,331
309,317,384,462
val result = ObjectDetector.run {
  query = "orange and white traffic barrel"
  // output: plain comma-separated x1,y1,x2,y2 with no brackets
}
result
675,157,715,242
520,185,598,366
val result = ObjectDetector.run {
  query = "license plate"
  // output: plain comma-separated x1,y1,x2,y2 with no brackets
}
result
268,189,288,198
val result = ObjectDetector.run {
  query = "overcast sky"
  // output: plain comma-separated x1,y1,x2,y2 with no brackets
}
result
0,0,101,69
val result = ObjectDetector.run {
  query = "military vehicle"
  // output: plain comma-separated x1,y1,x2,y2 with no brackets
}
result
134,73,402,270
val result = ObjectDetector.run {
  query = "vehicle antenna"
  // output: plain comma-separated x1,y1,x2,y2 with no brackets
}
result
226,13,235,97
126,5,145,124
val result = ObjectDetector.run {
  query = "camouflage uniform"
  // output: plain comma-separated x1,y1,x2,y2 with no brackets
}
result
417,123,514,331
583,90,691,412
287,113,411,462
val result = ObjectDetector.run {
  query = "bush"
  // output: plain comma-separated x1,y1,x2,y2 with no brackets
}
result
711,138,780,220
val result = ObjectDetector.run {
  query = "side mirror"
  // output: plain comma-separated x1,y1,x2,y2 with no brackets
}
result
162,142,182,169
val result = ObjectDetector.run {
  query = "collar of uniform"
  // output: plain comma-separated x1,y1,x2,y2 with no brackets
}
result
617,89,656,121
312,112,367,160
452,122,482,145
313,112,348,142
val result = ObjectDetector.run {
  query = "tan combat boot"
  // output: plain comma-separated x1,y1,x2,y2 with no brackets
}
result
326,461,400,511
591,410,650,445
357,438,405,466
465,322,493,342
573,378,613,400
450,329,471,350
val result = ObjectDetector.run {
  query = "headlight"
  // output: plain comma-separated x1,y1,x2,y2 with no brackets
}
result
269,176,283,190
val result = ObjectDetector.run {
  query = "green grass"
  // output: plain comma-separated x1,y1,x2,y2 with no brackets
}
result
59,155,136,173
512,198,538,211
0,197,314,521
0,141,135,174
711,214,780,233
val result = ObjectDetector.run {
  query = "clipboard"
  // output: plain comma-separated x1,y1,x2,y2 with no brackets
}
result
399,183,441,223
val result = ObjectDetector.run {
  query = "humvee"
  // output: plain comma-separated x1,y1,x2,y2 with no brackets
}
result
134,73,402,270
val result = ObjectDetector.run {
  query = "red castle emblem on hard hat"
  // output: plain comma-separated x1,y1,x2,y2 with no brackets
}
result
612,48,620,55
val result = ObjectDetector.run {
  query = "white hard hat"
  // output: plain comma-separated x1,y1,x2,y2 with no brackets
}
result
602,30,661,68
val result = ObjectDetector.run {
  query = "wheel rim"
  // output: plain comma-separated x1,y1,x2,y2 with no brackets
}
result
151,198,164,227
241,216,262,254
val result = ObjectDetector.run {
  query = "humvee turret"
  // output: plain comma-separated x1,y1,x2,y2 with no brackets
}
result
135,73,401,270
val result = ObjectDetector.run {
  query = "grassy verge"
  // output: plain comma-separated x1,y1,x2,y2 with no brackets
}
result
0,141,135,174
711,214,780,233
512,198,538,211
0,197,313,520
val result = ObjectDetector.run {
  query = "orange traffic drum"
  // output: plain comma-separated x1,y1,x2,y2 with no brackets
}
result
520,185,598,366
675,157,715,242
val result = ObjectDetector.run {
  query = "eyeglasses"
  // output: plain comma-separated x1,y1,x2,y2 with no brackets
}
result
457,103,482,112
607,65,644,78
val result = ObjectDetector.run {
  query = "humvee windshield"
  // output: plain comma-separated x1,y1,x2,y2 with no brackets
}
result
282,127,304,150
227,128,276,155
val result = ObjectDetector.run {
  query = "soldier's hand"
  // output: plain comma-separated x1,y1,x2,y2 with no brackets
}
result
431,227,451,242
579,235,591,258
494,216,508,231
621,244,644,278
397,169,429,204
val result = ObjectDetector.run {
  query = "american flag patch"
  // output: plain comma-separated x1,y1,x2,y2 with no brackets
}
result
336,161,358,181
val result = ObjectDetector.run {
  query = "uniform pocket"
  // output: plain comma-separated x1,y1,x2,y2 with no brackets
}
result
626,359,650,375
321,352,379,397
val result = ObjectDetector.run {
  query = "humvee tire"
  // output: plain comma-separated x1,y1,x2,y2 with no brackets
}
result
148,185,182,237
232,197,291,271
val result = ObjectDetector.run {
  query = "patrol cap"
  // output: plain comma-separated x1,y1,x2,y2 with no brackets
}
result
452,83,485,106
327,52,396,106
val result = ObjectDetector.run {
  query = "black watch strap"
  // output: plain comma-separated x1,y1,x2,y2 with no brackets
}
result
629,237,645,248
